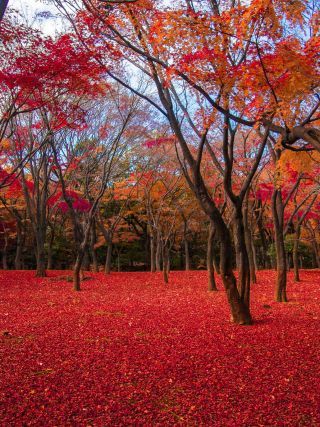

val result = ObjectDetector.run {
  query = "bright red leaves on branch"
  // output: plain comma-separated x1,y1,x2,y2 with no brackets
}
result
0,16,106,131
47,191,91,214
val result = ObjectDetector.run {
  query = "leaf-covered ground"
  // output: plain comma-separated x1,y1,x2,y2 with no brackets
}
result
0,270,319,426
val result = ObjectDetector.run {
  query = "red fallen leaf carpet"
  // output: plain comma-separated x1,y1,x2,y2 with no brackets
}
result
0,270,319,426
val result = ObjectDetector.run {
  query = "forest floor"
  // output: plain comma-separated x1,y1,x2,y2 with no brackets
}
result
0,269,319,426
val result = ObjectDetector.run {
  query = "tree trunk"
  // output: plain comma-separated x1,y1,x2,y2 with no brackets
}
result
312,240,320,268
2,229,8,270
213,256,220,275
272,189,288,302
88,220,98,273
73,253,84,291
179,245,184,269
212,238,220,274
73,219,96,290
234,207,251,308
36,252,46,277
243,198,257,284
117,251,121,272
153,97,252,323
255,200,270,269
21,155,49,278
2,253,8,270
150,231,156,272
35,231,46,277
15,221,23,270
82,249,90,271
184,238,190,271
104,239,112,274
191,170,252,324
46,227,54,270
47,247,53,270
307,223,320,268
233,222,240,272
275,245,287,302
293,226,301,282
91,248,99,272
207,222,218,291
162,243,169,284
144,230,149,270
252,238,258,275
219,231,252,325
156,231,161,271
287,253,292,272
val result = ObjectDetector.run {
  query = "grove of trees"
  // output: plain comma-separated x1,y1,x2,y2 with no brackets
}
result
0,0,319,325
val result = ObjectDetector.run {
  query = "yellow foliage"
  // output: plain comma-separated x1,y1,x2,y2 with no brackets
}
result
0,138,11,150
279,150,320,176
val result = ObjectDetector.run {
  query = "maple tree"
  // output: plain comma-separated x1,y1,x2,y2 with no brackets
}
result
59,0,319,323
0,13,106,188
48,88,141,289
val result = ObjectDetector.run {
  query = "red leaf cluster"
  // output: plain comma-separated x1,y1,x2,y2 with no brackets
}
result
142,136,176,148
47,191,91,213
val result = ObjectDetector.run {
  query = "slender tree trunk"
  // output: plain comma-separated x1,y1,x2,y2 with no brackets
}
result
91,248,99,272
272,189,287,302
2,230,8,270
150,231,156,272
162,243,169,283
287,253,291,272
90,223,99,273
234,207,251,308
179,245,184,269
243,199,257,284
35,231,46,277
21,152,49,278
293,226,300,282
46,227,54,270
117,251,121,272
191,172,252,324
36,252,46,276
312,239,320,268
82,249,90,271
307,223,320,268
2,253,8,270
104,239,112,274
255,200,270,269
156,231,161,271
34,199,47,277
184,238,190,271
144,230,149,270
219,230,252,325
73,252,84,291
233,222,240,272
252,238,258,273
73,219,97,290
15,221,23,270
213,256,220,275
207,222,217,291
212,237,220,274
47,247,53,270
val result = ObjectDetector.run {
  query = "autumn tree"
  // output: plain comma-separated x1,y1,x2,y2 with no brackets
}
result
49,87,142,289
